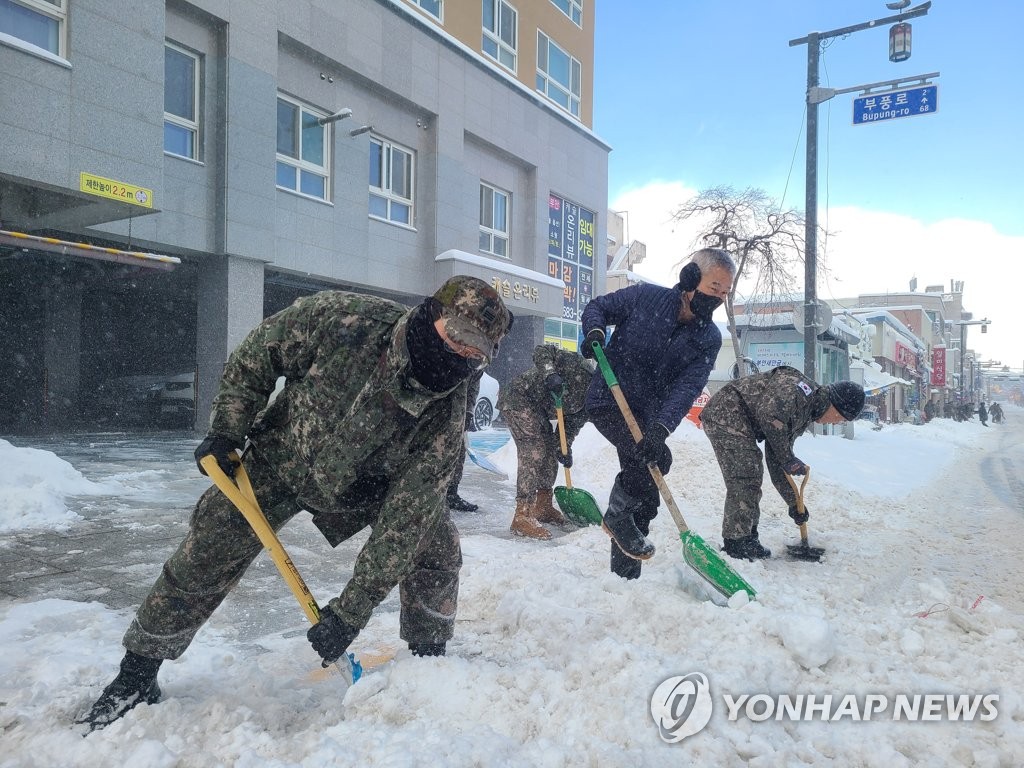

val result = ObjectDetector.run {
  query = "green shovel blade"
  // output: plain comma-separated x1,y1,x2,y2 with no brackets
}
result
554,486,603,526
680,531,757,599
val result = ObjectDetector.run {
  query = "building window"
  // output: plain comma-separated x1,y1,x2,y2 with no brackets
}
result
0,0,66,56
276,95,329,201
550,0,582,27
369,136,414,226
479,183,510,258
536,31,581,118
164,43,200,160
409,0,442,21
482,0,517,72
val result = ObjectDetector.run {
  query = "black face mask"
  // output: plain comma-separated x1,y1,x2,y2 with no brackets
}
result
405,303,475,392
688,290,723,321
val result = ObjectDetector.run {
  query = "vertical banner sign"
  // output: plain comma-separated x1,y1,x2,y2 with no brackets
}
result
547,193,595,336
931,346,946,386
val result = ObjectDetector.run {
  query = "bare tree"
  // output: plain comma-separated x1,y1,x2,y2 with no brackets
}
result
670,186,807,377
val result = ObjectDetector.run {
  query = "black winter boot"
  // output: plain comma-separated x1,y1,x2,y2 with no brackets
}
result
446,492,479,512
722,534,772,561
610,540,642,580
602,480,655,561
409,642,446,657
76,651,163,732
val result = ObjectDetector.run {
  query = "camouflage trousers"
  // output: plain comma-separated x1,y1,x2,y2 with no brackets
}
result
701,409,768,539
123,452,460,660
502,405,583,501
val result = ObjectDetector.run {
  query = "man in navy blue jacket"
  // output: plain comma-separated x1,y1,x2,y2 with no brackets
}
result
581,248,736,579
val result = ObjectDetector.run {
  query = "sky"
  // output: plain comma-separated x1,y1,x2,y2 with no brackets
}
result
2,416,1023,764
593,1,1024,368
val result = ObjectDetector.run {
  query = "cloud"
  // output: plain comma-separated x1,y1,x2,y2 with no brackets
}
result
611,181,1024,366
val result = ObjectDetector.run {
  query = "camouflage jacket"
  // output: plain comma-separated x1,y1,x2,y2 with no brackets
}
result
703,365,830,472
208,291,467,625
496,344,594,419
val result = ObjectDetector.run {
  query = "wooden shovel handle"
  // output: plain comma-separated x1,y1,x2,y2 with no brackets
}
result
554,402,574,489
591,342,691,535
201,452,322,625
784,470,811,546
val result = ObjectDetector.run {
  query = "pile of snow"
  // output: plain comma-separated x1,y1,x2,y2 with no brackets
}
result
1,418,1021,766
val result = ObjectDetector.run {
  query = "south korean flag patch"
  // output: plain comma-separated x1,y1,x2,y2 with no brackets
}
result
797,380,813,396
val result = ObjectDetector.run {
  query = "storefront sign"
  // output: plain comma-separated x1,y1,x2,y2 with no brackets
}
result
931,346,946,386
490,277,540,304
748,341,804,372
895,341,917,368
547,194,595,325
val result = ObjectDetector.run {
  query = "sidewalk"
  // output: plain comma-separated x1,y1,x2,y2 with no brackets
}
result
0,431,522,643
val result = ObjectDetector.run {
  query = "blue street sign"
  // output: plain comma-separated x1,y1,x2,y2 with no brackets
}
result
852,84,938,125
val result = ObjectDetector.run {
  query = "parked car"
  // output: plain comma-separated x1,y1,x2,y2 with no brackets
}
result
473,372,500,429
150,372,196,427
91,372,195,428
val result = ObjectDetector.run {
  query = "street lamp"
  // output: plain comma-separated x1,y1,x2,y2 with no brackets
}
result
952,318,991,403
789,1,932,382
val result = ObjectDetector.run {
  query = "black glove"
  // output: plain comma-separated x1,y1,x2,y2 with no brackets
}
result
545,373,564,396
194,434,242,478
580,328,605,359
635,423,670,466
555,445,573,468
464,412,478,432
789,504,809,526
784,457,808,476
307,608,359,664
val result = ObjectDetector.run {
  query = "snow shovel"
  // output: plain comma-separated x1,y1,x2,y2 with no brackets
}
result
590,342,756,600
784,470,825,562
464,434,508,480
200,452,362,686
552,391,602,526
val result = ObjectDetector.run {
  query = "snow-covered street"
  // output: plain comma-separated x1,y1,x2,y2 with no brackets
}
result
1,415,1022,767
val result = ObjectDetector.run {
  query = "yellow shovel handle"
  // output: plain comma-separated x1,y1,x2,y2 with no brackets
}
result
200,452,322,625
784,469,811,544
554,404,573,489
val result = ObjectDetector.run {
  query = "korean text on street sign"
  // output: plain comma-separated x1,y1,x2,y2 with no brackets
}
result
852,84,937,126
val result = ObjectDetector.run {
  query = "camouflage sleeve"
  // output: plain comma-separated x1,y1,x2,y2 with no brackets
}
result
208,296,325,442
328,409,462,630
466,370,482,419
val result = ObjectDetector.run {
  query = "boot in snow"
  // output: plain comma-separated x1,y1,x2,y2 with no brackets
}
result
533,489,569,527
602,480,655,560
447,492,479,512
509,497,551,540
409,641,446,657
76,651,163,732
722,534,772,561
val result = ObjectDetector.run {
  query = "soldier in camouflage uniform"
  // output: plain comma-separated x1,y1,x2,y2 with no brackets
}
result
496,344,595,539
79,275,512,730
446,371,483,512
701,366,865,560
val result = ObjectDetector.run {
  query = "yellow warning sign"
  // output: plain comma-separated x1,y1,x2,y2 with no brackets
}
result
79,172,154,208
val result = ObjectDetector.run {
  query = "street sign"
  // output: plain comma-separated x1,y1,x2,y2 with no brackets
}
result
852,84,937,125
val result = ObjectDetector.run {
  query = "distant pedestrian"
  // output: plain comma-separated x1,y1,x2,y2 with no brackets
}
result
581,247,736,579
78,276,512,730
978,401,989,426
701,366,865,560
990,402,1004,423
498,344,594,540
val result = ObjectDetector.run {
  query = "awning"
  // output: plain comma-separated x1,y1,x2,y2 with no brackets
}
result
851,359,913,396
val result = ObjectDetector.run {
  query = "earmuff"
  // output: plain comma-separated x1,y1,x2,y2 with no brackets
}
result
678,262,702,292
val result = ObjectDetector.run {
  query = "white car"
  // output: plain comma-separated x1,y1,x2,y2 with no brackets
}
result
473,372,500,429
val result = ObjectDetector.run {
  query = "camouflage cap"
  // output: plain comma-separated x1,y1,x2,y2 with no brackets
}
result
434,275,511,361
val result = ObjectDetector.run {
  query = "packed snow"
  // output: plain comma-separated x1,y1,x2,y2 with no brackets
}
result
1,413,1023,766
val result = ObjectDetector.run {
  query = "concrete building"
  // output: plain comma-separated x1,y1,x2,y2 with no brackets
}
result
0,0,610,433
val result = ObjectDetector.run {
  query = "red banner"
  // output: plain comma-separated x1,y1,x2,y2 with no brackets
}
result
931,347,946,386
895,341,917,368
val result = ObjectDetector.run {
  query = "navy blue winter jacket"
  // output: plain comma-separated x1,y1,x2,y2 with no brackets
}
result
582,283,721,433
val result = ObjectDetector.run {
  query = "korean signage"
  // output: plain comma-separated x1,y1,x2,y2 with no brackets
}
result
894,341,917,369
490,277,541,305
547,194,595,326
80,172,153,208
931,346,946,387
748,341,804,372
852,84,938,126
